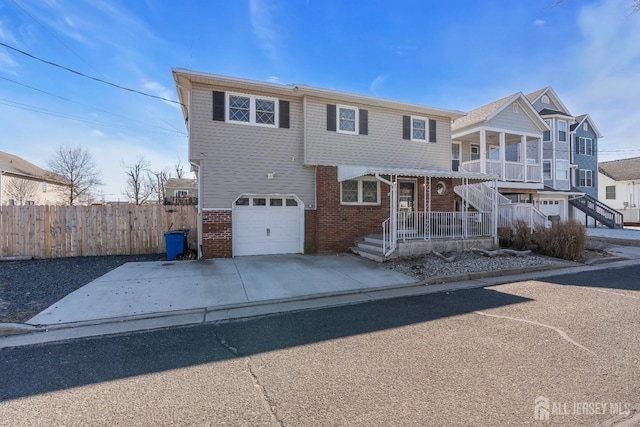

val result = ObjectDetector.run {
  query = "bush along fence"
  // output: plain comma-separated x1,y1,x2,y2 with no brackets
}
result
0,204,197,259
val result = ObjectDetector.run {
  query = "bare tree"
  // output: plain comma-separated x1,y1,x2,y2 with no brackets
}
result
174,159,185,179
123,157,154,205
150,167,170,204
4,176,39,205
48,145,102,205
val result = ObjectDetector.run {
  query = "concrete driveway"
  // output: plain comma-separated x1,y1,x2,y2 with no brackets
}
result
27,254,415,326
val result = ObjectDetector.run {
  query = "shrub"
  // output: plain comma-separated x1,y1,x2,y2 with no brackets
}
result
512,220,533,250
532,220,586,261
498,227,513,248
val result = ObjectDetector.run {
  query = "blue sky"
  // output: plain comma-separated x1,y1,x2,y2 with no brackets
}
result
1,0,639,201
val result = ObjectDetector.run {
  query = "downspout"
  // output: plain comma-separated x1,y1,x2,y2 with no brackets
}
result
493,178,498,246
375,173,396,255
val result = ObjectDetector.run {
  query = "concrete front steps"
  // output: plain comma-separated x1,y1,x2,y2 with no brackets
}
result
351,234,496,263
350,235,388,263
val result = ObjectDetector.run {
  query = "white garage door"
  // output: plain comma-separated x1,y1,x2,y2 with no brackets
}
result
538,199,563,218
233,195,303,256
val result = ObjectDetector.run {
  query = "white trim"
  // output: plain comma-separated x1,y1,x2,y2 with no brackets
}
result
453,125,544,141
202,208,232,211
410,115,427,142
397,178,418,212
577,137,593,156
543,160,552,180
556,159,569,180
543,119,552,142
578,169,593,187
336,104,358,135
226,91,279,128
470,143,480,161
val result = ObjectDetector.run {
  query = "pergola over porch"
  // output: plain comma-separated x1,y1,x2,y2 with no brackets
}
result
337,165,498,257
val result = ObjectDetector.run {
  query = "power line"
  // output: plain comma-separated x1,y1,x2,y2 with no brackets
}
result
0,76,184,134
0,41,183,106
10,0,107,79
0,98,187,138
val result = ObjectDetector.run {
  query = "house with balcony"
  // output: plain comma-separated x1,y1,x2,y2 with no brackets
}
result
164,177,198,205
527,88,621,228
451,93,551,228
173,69,502,260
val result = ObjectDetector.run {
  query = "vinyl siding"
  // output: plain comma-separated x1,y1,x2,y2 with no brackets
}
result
189,84,315,209
486,101,542,136
303,96,452,170
572,124,598,198
532,97,560,112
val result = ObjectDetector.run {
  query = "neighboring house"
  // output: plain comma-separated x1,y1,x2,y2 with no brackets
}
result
165,178,198,205
173,69,501,260
598,157,640,224
0,151,68,206
525,88,621,228
570,114,604,226
452,92,552,225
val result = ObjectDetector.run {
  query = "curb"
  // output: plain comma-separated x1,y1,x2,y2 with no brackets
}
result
0,255,635,346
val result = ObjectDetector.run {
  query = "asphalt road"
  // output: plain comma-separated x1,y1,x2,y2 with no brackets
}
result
1,265,639,426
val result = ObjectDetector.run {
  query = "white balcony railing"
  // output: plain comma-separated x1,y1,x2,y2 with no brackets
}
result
461,160,542,183
395,211,493,241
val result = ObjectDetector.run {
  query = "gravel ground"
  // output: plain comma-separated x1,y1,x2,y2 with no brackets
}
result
0,254,163,324
385,251,563,280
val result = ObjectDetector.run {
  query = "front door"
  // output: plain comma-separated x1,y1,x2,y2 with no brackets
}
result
398,180,417,233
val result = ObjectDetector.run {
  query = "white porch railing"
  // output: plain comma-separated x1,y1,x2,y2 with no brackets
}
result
461,160,542,183
394,211,493,241
498,203,548,231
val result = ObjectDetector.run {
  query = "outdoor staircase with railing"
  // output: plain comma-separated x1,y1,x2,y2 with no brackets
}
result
454,181,548,230
569,193,623,229
351,234,387,263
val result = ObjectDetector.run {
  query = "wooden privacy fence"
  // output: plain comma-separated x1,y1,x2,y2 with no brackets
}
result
0,205,198,259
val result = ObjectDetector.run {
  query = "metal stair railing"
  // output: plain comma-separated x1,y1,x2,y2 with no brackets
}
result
569,194,623,228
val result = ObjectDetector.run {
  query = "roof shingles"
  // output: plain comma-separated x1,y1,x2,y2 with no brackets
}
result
599,157,640,181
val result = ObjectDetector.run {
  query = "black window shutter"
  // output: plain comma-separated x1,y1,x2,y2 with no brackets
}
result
279,100,290,128
327,104,336,131
402,115,410,140
429,119,437,142
359,109,368,135
212,91,225,121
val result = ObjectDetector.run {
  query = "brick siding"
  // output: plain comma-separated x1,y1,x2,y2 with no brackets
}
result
201,210,232,258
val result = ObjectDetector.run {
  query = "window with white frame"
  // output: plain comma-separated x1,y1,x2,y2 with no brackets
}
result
451,143,461,171
558,120,567,142
341,178,380,205
543,119,552,142
543,160,552,180
411,116,426,141
606,186,616,199
556,160,569,180
337,105,358,134
227,92,278,127
578,169,593,187
578,137,593,156
583,122,588,131
42,182,47,192
541,95,550,104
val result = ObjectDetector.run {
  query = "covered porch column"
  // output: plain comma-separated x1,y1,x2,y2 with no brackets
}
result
480,129,487,174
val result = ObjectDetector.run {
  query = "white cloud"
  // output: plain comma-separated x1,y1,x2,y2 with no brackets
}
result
370,75,386,96
534,19,545,25
267,75,280,83
143,80,179,109
0,50,18,73
0,19,18,44
91,129,104,137
249,0,279,61
562,0,640,161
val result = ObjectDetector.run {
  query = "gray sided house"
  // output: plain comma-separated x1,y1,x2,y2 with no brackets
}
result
173,69,502,260
570,114,602,200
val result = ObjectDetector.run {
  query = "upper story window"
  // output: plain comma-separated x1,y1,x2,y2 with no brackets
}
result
326,104,368,135
512,102,519,113
42,182,47,192
212,90,290,129
558,120,567,142
338,105,358,134
412,117,426,141
578,169,593,187
541,95,550,104
403,115,436,142
543,160,552,180
556,160,569,180
341,177,380,205
543,119,552,142
583,122,588,132
451,143,461,171
174,190,189,197
226,92,278,127
577,137,593,156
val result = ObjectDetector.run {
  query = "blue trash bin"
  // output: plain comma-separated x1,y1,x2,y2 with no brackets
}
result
164,229,189,261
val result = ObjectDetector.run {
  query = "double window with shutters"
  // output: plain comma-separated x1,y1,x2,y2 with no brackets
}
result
212,91,290,129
